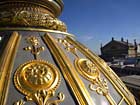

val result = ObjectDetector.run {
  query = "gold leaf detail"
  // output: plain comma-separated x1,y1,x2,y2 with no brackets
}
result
75,58,116,104
0,10,67,32
24,36,44,59
89,78,108,96
14,100,25,105
14,60,64,105
58,39,78,58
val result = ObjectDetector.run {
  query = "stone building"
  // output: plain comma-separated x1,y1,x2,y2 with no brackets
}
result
101,38,137,61
137,44,140,56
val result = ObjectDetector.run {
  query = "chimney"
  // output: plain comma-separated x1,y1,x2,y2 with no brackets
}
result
127,39,128,45
121,37,124,42
112,37,114,41
101,43,102,47
134,39,137,46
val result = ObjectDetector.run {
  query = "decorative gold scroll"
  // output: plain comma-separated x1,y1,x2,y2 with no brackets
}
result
14,100,25,105
13,35,65,105
14,60,61,93
14,60,64,105
75,58,117,105
58,38,116,104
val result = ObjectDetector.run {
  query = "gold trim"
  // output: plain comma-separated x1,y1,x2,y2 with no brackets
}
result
118,98,124,105
43,33,94,105
66,36,136,105
0,10,67,32
0,32,21,105
0,28,74,37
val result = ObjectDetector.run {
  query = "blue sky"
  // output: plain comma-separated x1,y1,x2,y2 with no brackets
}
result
60,0,140,54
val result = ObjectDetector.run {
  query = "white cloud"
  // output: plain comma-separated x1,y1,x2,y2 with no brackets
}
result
78,35,94,42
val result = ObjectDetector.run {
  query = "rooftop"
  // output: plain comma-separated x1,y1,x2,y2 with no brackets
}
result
121,75,140,89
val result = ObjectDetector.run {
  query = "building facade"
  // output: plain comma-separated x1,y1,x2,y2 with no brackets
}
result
101,38,137,61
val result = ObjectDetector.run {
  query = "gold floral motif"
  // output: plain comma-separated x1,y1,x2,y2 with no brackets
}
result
26,36,40,46
58,38,78,57
75,59,99,81
14,60,64,105
14,100,25,105
26,91,65,105
24,36,44,59
14,60,60,95
75,58,116,105
24,64,53,86
89,78,108,96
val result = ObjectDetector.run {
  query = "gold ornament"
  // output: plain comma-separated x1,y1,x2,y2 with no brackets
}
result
14,60,60,95
75,58,116,104
58,38,78,58
75,59,99,81
0,10,67,32
24,36,44,59
14,60,64,105
14,100,25,105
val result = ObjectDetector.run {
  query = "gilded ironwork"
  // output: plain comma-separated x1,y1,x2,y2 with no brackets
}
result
24,36,44,59
57,37,135,105
0,0,136,104
58,37,118,104
66,36,136,105
43,33,94,105
74,58,116,105
0,32,21,105
14,60,64,105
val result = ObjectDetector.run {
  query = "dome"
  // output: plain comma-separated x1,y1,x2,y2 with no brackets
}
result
0,0,136,105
